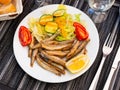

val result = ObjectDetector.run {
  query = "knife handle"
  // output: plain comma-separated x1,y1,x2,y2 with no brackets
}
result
103,67,116,90
103,61,120,90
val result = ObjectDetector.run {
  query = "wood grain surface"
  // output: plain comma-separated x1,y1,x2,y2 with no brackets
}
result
0,0,120,90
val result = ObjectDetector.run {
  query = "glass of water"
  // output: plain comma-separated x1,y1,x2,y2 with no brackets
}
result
88,0,115,23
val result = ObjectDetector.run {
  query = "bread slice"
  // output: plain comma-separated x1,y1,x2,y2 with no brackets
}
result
0,0,12,5
0,3,16,14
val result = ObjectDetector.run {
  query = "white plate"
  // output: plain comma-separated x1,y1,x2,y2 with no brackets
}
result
13,4,99,83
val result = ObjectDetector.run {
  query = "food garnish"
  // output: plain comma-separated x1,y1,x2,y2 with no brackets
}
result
66,54,89,73
19,26,32,46
45,22,58,33
39,14,53,25
53,9,65,17
73,22,89,40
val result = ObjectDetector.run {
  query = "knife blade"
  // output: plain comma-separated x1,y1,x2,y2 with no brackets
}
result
103,46,120,90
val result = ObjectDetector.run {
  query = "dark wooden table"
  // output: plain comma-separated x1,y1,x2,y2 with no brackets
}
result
0,0,120,90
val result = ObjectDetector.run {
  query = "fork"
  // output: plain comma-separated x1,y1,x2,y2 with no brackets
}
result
89,31,117,90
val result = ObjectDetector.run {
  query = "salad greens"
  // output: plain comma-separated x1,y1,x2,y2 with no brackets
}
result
28,5,81,42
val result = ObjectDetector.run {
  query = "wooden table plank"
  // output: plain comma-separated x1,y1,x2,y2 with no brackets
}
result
0,0,119,90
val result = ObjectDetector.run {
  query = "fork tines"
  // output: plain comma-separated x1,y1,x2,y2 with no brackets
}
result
105,32,117,48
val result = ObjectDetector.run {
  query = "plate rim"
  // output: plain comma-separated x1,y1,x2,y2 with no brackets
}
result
13,4,100,83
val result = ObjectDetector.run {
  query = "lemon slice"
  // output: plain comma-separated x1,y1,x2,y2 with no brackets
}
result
66,54,90,73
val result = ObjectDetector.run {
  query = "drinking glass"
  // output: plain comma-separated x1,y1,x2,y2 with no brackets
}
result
88,0,115,23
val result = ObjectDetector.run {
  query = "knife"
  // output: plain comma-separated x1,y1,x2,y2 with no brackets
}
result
103,46,120,90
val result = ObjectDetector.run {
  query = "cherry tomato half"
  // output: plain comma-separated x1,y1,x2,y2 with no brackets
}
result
19,26,32,46
73,22,89,40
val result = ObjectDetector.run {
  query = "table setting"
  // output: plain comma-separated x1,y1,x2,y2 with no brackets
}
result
0,0,120,90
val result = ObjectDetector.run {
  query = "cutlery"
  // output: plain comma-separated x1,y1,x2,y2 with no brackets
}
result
103,5,120,90
103,46,120,90
89,22,118,90
89,5,120,90
61,0,66,4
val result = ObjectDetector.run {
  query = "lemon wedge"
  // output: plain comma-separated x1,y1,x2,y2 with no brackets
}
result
66,54,90,73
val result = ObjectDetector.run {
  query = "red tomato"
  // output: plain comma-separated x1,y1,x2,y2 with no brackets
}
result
73,22,89,40
19,26,32,46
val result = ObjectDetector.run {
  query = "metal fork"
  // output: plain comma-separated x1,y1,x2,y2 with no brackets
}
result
89,31,117,90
